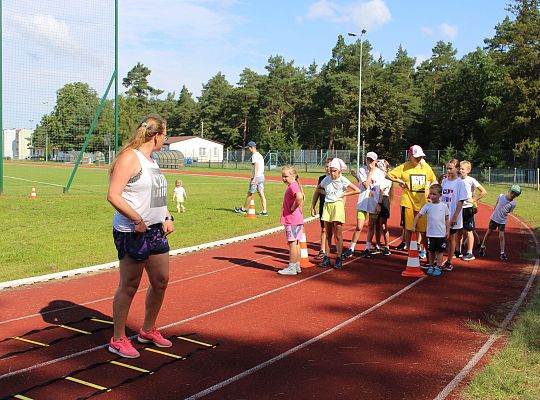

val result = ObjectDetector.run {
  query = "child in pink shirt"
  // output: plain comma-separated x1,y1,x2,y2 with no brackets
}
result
278,165,305,275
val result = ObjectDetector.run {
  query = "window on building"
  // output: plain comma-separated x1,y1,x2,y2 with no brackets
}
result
199,147,206,156
214,147,218,156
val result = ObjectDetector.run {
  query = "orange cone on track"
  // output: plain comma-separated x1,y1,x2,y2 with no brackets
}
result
401,232,424,277
30,186,37,199
246,195,257,219
299,226,315,269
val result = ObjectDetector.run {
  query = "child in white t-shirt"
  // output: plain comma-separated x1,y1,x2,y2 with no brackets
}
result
412,183,449,276
479,184,521,261
172,179,187,213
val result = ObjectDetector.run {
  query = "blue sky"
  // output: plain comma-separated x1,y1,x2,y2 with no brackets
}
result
4,0,512,128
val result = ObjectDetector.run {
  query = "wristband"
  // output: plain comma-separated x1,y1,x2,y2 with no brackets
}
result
134,219,143,225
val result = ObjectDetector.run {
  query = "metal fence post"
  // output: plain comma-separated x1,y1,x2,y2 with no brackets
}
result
488,167,491,185
514,167,517,184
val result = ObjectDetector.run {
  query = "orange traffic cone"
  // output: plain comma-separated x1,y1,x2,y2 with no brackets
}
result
401,232,424,277
30,186,37,199
299,226,315,269
246,195,257,219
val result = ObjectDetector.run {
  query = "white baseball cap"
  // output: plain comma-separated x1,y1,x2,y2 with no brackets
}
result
408,145,426,158
366,151,378,161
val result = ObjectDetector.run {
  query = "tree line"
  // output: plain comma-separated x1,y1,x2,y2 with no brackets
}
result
32,0,539,167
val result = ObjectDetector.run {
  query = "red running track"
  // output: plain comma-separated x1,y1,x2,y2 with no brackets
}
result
0,190,537,400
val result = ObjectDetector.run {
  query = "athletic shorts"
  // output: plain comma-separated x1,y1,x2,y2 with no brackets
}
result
284,225,303,242
319,200,325,228
322,201,345,224
113,224,170,261
462,207,475,231
378,195,390,220
427,237,447,253
401,206,427,232
248,177,265,194
449,228,461,235
489,219,506,232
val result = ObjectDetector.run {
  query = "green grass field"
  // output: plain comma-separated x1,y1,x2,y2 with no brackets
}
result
0,162,317,282
1,162,540,398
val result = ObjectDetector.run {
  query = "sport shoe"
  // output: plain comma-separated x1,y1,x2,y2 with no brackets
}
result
443,261,453,271
381,248,391,256
431,266,443,277
295,263,301,273
315,251,326,260
138,327,172,348
421,263,432,272
395,241,407,251
108,336,140,358
371,246,381,255
333,256,343,269
462,253,476,261
419,250,427,259
258,211,269,217
342,248,354,258
234,207,246,214
360,249,372,259
454,250,462,259
500,253,508,261
278,265,298,275
479,245,486,257
318,256,331,268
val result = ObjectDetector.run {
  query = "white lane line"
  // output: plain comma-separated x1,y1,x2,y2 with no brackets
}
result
433,213,539,400
184,277,425,400
5,176,64,187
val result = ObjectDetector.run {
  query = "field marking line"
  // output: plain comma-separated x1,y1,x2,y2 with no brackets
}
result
184,277,425,400
433,213,539,400
4,176,64,187
0,251,403,381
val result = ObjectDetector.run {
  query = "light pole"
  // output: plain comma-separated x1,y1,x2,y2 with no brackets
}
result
348,30,366,172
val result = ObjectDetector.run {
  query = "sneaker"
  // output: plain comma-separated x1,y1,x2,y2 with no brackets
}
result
315,251,326,260
421,263,432,272
333,256,343,269
479,245,486,257
138,327,172,348
500,253,508,261
295,263,301,273
371,246,381,255
278,265,298,275
454,250,462,259
443,261,453,271
108,336,140,358
258,211,269,217
431,266,443,277
381,248,391,256
419,250,427,259
360,249,372,259
342,248,354,258
234,207,246,214
462,253,476,261
395,241,407,251
318,256,331,268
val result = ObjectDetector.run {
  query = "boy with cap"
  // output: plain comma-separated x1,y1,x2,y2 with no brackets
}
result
343,151,384,258
234,141,268,216
386,145,437,260
479,184,521,261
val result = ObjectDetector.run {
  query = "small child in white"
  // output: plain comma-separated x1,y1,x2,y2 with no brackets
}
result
172,179,187,213
412,184,450,277
479,184,521,260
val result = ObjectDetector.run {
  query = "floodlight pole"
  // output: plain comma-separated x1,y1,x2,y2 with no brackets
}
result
348,30,366,172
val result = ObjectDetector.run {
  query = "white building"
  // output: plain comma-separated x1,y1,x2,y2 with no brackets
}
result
17,129,32,160
2,129,34,159
164,136,223,163
2,129,17,159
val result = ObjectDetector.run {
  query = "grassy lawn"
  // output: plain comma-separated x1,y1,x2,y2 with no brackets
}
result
464,184,540,399
0,163,316,282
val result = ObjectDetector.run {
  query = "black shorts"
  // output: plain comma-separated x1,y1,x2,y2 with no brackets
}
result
113,224,170,261
462,207,475,231
378,195,390,220
449,228,461,235
427,237,447,253
319,200,325,228
489,219,506,232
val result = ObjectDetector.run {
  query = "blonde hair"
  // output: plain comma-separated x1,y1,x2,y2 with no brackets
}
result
460,160,472,171
446,158,460,168
175,179,183,187
282,165,305,200
110,114,167,174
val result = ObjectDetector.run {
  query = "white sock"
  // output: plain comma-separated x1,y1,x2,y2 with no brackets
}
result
365,242,371,251
350,243,356,251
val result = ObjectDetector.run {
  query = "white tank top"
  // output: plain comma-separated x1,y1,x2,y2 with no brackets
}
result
112,149,168,232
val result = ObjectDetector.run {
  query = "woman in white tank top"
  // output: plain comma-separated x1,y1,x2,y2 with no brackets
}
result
106,114,174,358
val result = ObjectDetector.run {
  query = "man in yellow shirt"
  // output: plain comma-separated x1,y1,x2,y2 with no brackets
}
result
387,145,437,259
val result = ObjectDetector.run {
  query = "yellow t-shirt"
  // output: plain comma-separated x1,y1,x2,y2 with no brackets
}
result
388,161,436,211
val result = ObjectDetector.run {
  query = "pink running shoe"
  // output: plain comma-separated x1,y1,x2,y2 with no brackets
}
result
137,327,172,348
108,336,140,358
